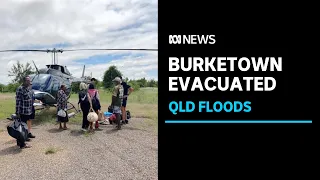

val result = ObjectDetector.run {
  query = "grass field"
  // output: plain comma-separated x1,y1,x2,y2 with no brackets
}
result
0,88,158,131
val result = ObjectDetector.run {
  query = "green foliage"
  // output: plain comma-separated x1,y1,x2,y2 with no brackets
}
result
8,61,35,84
1,83,20,93
126,78,158,89
102,66,123,89
2,65,157,93
136,78,147,87
147,79,157,87
94,79,103,89
71,82,81,94
0,84,5,92
127,80,140,91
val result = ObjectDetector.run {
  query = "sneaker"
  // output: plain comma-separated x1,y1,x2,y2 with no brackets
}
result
125,120,128,124
101,121,109,125
28,133,35,138
81,128,87,132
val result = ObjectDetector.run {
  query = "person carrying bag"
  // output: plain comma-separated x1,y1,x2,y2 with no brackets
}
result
87,83,102,130
57,85,69,130
7,117,31,149
87,90,99,131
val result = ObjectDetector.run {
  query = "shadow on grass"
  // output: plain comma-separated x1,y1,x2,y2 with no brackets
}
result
3,139,16,145
123,126,150,132
32,108,57,126
31,108,83,127
105,128,119,134
0,146,22,156
70,129,84,137
47,128,64,133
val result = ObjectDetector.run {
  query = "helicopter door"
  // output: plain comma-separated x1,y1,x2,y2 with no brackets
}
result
51,77,60,98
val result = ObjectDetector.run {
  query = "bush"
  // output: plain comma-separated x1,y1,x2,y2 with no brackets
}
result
127,80,140,91
71,82,81,94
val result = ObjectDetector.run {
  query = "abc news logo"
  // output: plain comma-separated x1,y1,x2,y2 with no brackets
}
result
169,35,216,45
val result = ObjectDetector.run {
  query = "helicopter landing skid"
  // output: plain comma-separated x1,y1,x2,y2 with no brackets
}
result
7,102,80,121
66,101,80,118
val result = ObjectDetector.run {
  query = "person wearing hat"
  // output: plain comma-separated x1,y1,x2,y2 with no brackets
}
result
111,77,124,129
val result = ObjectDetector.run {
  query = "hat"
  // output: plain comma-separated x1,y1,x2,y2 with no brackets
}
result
112,77,121,82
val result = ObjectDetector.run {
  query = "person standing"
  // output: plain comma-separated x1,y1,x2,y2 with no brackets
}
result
16,76,36,144
29,82,35,125
120,76,134,124
87,83,101,130
57,85,69,130
111,77,124,129
90,78,97,85
78,82,90,131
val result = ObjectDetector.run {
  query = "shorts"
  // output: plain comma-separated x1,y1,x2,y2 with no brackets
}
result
20,114,32,123
113,106,121,114
30,109,35,120
122,97,128,107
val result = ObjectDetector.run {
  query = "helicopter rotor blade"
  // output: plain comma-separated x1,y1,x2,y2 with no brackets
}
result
0,49,48,52
0,48,158,53
63,48,158,51
32,60,40,74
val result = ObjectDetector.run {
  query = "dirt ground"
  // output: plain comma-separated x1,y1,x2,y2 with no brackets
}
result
0,118,158,180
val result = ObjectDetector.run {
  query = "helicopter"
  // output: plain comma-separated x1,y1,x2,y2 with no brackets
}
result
0,48,157,119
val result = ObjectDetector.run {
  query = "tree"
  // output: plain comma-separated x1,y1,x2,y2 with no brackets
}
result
0,83,5,92
8,61,35,84
71,82,81,94
136,78,147,87
103,66,123,89
127,80,140,91
148,79,157,87
6,83,20,92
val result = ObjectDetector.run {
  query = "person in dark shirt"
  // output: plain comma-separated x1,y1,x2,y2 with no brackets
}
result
29,82,35,130
16,76,36,139
78,82,90,131
120,76,134,124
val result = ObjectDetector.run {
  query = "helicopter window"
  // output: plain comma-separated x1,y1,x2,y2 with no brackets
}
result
29,74,35,80
32,74,50,84
51,77,60,91
64,67,70,75
51,66,60,70
60,66,65,73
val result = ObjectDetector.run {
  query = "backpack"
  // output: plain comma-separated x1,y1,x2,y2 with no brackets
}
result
120,110,131,120
108,105,113,113
90,91,101,111
79,91,89,104
126,110,131,119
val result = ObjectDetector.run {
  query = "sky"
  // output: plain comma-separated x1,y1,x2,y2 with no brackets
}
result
0,0,158,85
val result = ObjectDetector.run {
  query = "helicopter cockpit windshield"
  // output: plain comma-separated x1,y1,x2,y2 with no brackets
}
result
30,74,52,91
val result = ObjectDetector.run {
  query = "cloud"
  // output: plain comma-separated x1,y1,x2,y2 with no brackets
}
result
0,0,158,85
